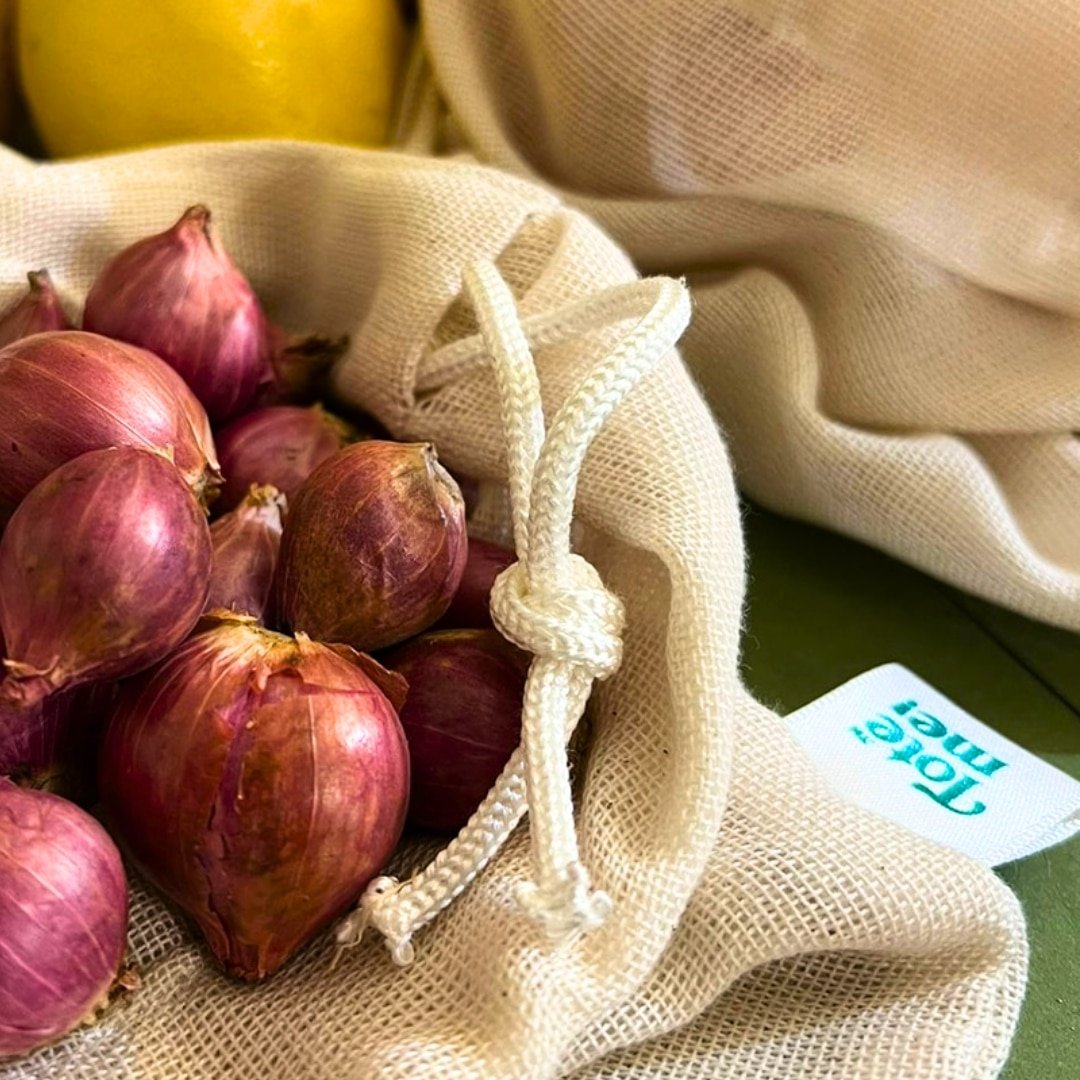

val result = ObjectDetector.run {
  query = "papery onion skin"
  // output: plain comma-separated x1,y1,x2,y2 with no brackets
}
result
0,447,212,708
0,270,72,347
99,621,410,981
384,629,527,833
83,205,272,424
0,330,220,509
262,327,349,407
0,687,104,804
0,779,128,1059
205,484,286,623
276,440,468,652
214,404,354,513
437,537,516,630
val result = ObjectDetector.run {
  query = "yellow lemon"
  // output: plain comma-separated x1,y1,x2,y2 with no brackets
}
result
17,0,406,158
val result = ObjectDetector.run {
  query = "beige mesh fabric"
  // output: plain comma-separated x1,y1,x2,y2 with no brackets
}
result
0,142,1024,1080
417,0,1080,631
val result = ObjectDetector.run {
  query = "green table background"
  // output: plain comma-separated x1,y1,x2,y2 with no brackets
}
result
739,504,1079,1079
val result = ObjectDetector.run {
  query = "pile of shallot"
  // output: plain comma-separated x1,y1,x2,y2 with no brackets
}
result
0,208,525,1059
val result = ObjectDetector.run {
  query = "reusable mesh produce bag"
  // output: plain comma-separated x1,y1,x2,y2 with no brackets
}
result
1,143,1024,1079
415,0,1080,631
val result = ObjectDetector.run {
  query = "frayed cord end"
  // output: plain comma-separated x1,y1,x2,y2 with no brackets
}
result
332,876,415,969
516,862,612,943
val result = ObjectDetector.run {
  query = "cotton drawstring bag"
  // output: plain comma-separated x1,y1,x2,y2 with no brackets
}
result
1,142,1025,1079
415,0,1080,632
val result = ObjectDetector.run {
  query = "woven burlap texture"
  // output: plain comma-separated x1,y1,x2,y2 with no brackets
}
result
0,143,1024,1079
415,0,1080,632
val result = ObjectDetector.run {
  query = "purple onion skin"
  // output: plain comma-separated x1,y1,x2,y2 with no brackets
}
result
205,485,286,623
84,206,272,424
384,630,528,833
436,538,516,630
0,779,128,1058
0,448,212,709
214,405,353,514
0,330,221,509
99,621,409,981
276,441,468,653
0,270,72,348
0,686,105,805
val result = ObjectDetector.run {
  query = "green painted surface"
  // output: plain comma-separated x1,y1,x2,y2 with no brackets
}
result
739,504,1080,1079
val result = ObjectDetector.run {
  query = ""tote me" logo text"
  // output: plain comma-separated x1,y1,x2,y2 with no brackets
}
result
850,699,1007,816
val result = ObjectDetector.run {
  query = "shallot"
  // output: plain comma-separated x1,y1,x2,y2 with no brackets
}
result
0,330,220,509
276,440,468,652
385,629,527,833
0,447,212,708
0,688,102,804
205,484,286,622
438,537,516,630
0,270,71,346
84,205,272,423
0,779,128,1058
214,404,354,513
100,619,409,980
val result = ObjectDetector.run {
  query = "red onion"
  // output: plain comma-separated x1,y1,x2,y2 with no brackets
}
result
214,404,354,513
83,205,272,424
99,620,409,981
205,484,286,623
0,330,220,509
384,630,527,833
0,270,71,347
0,779,128,1058
276,441,468,652
0,687,103,804
0,447,212,709
438,537,516,630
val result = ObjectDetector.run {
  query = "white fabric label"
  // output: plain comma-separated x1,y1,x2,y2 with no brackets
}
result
786,663,1080,866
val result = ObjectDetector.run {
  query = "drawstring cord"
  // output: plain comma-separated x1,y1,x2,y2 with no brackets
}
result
336,259,690,964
